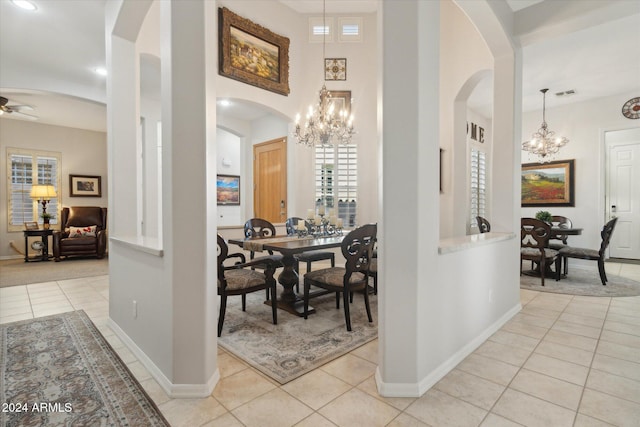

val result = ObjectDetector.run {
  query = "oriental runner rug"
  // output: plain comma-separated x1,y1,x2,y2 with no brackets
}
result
218,291,377,384
0,310,169,426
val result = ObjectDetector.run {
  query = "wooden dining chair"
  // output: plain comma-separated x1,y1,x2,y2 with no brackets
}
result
217,234,278,336
549,215,573,275
476,216,491,233
520,218,561,286
303,224,377,331
285,217,335,291
244,218,284,300
558,217,618,286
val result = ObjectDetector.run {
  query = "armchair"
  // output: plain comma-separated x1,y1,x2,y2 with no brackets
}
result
53,207,107,261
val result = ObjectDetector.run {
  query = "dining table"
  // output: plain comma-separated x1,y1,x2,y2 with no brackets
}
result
228,234,345,316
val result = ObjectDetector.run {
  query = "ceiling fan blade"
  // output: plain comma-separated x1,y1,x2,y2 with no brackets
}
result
5,110,38,120
9,104,34,112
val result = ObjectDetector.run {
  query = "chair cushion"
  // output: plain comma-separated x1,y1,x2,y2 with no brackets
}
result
305,267,366,287
60,236,97,247
520,248,559,259
548,242,567,250
222,269,266,290
68,225,97,237
252,254,284,265
296,250,334,262
558,247,600,260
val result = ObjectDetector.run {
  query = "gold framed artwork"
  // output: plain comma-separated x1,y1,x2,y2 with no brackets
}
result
218,7,290,96
521,159,575,207
325,58,347,80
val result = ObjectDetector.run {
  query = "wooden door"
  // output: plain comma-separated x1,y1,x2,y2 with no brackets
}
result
253,138,287,223
607,136,640,260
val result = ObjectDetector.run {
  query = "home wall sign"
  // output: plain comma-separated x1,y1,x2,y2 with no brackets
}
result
467,121,485,143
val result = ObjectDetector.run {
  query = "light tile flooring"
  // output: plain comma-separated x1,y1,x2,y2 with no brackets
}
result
1,262,640,426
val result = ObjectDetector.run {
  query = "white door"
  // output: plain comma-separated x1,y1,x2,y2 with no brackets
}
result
606,129,640,260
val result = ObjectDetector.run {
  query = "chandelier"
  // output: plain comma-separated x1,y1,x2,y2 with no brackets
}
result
294,0,355,146
522,88,569,162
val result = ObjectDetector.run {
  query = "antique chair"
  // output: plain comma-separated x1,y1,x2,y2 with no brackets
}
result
476,216,491,233
303,224,377,331
559,217,618,286
548,215,573,274
53,207,107,261
520,218,560,286
217,234,278,336
285,217,335,290
243,218,284,300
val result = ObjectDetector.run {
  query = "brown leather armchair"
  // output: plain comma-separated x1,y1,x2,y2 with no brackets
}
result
53,207,107,261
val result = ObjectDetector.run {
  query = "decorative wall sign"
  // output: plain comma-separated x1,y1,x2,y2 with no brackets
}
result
217,175,240,205
218,7,290,96
69,175,102,197
325,58,347,81
467,121,485,143
522,159,575,207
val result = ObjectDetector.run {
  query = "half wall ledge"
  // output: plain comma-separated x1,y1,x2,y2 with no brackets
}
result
439,232,515,255
110,236,164,257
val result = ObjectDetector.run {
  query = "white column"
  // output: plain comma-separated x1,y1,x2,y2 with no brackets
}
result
376,0,441,396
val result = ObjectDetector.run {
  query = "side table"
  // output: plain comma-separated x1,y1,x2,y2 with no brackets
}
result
23,229,54,262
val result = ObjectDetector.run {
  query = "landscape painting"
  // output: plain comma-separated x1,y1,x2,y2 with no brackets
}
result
217,175,240,205
521,160,575,207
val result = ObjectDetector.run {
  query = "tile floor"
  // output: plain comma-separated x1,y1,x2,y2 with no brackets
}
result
1,262,640,426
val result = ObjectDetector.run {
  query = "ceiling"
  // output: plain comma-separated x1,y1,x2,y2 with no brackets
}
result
0,0,638,132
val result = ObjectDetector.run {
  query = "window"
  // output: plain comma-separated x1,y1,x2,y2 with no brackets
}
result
469,146,486,231
315,144,357,227
7,148,61,231
338,17,363,42
309,17,334,42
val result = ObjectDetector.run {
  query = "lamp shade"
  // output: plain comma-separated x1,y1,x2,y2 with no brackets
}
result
30,184,57,199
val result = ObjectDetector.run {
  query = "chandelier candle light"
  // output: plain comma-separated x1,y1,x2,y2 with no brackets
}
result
522,88,569,162
294,0,355,146
296,207,343,237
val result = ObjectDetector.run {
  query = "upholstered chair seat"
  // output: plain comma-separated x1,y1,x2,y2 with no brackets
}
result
219,269,268,290
304,268,365,287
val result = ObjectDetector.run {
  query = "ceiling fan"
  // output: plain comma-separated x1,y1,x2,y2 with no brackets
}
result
0,96,38,120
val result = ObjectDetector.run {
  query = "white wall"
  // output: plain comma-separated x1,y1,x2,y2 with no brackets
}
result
521,92,640,262
0,119,107,259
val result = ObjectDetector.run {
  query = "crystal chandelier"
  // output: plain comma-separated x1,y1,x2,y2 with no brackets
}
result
294,0,355,146
522,88,569,162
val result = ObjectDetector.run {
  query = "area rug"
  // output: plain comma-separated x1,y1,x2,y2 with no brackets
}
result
521,267,640,297
0,310,169,426
218,291,377,384
0,257,108,288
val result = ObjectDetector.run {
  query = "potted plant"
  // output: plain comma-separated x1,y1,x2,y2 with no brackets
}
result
40,212,54,229
535,210,552,224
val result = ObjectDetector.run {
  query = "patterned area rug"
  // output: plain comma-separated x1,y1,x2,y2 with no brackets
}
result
218,290,377,384
521,267,640,297
0,310,169,426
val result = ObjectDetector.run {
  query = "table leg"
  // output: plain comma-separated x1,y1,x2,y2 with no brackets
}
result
265,254,315,317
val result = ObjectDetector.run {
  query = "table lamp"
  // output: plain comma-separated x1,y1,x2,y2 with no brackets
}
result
30,184,57,217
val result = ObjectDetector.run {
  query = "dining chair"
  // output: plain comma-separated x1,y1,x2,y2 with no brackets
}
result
476,216,491,233
549,215,573,274
558,217,618,286
520,218,561,286
303,224,377,331
244,218,284,300
217,234,278,336
285,217,335,291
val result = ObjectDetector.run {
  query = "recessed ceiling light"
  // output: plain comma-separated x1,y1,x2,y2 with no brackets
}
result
11,0,37,11
219,100,231,107
94,67,107,76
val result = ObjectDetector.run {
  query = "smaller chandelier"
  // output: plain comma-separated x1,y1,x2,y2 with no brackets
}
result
294,85,355,146
522,88,569,162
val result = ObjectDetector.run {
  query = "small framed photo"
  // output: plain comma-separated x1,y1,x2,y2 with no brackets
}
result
217,175,240,205
325,58,347,80
70,175,102,197
24,221,39,230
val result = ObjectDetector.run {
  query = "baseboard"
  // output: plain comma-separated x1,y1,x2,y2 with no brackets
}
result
375,302,522,397
107,318,219,398
0,255,23,261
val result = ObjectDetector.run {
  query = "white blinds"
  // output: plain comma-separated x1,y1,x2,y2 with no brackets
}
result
470,147,486,228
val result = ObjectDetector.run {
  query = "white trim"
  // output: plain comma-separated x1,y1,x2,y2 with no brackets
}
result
109,236,163,257
107,318,219,398
375,302,522,397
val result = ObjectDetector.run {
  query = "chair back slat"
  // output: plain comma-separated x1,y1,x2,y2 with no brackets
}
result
476,216,491,233
521,218,550,250
341,224,377,278
244,218,276,238
550,215,572,244
598,217,618,256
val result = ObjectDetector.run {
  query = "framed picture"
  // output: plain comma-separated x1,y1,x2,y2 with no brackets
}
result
218,7,290,96
24,221,39,230
327,90,352,116
522,159,575,207
70,174,102,197
325,58,347,80
217,175,240,205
